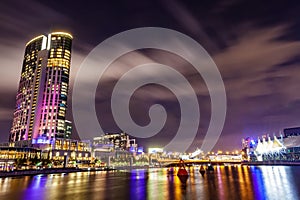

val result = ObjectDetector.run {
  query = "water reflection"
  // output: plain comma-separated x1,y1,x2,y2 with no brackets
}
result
130,169,147,200
0,166,299,200
260,166,298,199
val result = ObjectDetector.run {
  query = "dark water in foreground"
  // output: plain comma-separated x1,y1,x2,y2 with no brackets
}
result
0,166,300,200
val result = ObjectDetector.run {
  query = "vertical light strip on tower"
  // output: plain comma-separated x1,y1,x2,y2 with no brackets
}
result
47,33,51,50
41,35,47,50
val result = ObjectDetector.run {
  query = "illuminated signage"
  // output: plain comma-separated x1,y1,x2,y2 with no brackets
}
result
148,148,163,154
32,136,52,144
129,146,136,152
137,147,144,154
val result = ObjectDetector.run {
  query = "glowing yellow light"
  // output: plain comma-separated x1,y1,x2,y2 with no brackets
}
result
51,32,73,39
25,35,44,46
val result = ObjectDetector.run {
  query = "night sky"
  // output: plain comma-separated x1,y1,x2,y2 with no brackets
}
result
0,0,300,151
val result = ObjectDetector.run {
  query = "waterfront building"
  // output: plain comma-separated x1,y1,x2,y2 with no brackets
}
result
93,132,136,152
282,132,300,160
6,32,94,167
44,138,91,165
243,127,300,161
0,138,91,170
92,133,142,165
10,32,73,143
0,146,41,171
283,127,300,137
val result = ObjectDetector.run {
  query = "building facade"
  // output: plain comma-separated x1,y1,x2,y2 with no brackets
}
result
10,32,72,143
92,133,140,164
64,120,72,139
283,127,300,137
44,138,91,165
243,128,300,161
93,132,137,151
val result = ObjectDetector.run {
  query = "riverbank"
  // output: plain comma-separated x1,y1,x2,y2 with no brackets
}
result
242,161,300,166
0,167,116,178
0,165,155,178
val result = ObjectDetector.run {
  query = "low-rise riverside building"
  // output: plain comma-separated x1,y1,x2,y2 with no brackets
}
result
92,133,145,166
242,127,300,162
0,145,41,171
0,138,92,170
42,138,91,166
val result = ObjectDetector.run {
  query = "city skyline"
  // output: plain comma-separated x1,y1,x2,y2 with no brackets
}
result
0,0,300,151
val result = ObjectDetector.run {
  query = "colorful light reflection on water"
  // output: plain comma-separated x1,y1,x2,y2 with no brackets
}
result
0,166,299,200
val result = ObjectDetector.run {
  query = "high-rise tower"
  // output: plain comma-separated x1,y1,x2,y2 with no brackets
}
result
10,32,72,144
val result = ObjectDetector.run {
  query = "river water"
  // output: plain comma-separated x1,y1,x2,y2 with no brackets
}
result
0,165,299,200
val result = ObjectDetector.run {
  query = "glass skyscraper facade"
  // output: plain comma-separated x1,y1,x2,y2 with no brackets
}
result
10,32,72,144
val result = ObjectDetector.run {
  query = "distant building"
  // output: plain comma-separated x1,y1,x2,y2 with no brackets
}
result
92,133,139,160
283,127,300,137
92,132,137,151
243,127,300,161
10,32,73,143
103,132,132,151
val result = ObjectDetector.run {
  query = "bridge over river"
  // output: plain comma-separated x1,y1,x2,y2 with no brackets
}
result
158,159,242,167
